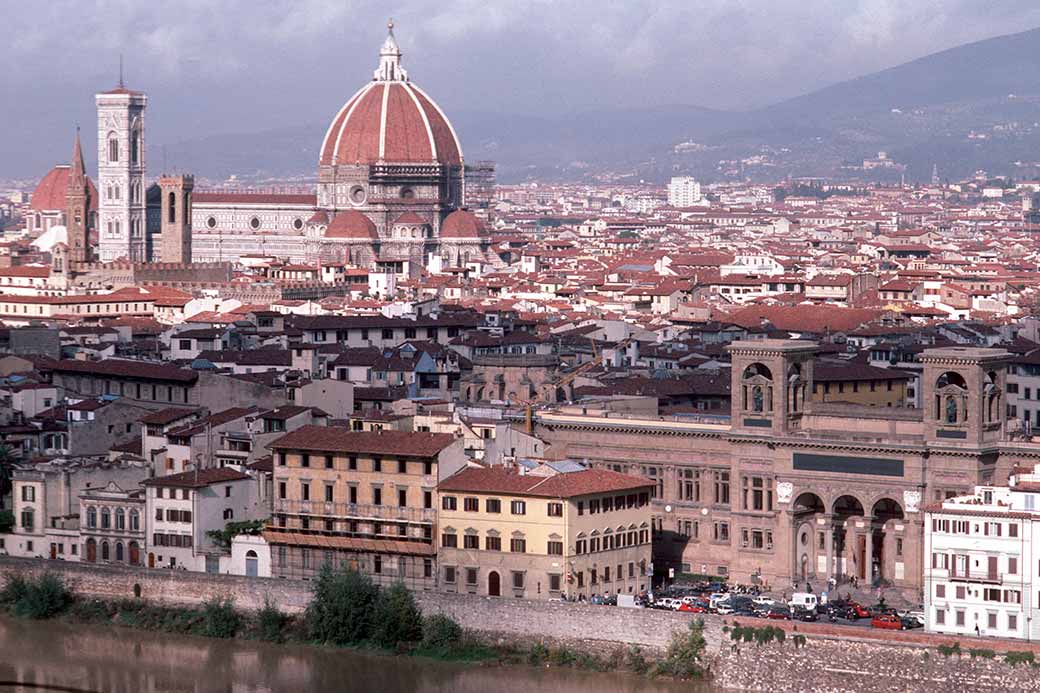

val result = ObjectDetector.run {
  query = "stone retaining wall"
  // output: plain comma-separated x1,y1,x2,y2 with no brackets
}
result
715,638,1040,692
0,557,706,651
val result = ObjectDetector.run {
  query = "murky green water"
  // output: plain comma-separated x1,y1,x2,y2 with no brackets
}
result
0,615,717,692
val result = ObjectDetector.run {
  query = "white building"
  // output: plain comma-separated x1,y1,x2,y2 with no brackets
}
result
923,468,1040,640
142,466,264,571
667,176,702,208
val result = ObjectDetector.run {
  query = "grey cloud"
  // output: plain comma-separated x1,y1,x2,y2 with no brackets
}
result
3,0,1040,177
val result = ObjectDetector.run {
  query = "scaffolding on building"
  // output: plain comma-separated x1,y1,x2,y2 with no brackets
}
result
464,160,496,223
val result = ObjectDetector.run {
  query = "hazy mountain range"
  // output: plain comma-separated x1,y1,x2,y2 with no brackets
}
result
165,26,1040,184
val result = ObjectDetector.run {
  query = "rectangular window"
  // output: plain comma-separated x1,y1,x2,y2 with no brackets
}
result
547,540,563,555
547,502,563,517
373,555,382,574
549,574,561,592
325,485,334,503
464,497,479,512
398,459,407,474
511,500,526,515
935,609,945,625
441,533,457,548
485,536,501,551
935,584,945,598
714,471,730,505
444,566,456,583
372,487,382,506
424,491,432,509
442,496,457,511
325,455,334,469
510,537,526,553
1009,557,1018,575
278,482,286,499
486,498,501,513
398,489,408,507
463,534,479,549
1009,613,1018,630
373,458,382,473
301,454,310,468
988,612,998,629
301,483,310,501
955,610,965,627
348,456,357,470
512,571,524,590
349,485,358,504
466,568,478,586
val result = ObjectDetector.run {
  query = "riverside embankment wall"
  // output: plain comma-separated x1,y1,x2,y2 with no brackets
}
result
0,557,705,651
9,557,1040,692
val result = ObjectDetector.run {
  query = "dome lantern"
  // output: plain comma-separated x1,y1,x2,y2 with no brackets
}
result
375,18,408,82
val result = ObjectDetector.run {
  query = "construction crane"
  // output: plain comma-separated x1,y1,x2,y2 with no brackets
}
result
520,337,635,433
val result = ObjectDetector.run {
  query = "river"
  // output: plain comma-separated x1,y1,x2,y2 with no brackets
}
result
0,616,717,692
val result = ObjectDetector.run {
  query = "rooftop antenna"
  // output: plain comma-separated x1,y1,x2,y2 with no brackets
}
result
119,53,125,89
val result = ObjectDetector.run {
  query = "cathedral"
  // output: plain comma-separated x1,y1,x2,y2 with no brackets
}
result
190,21,501,276
29,21,501,278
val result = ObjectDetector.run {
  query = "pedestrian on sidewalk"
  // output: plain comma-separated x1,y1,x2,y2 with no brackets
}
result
975,624,981,637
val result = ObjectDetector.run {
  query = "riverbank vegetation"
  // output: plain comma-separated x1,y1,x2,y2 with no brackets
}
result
0,568,708,681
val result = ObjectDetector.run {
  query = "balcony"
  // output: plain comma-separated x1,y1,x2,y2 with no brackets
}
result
275,500,435,524
948,570,1001,585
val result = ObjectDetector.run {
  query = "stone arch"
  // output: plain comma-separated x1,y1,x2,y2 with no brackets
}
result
833,494,865,519
793,491,825,515
984,370,1001,424
741,363,774,414
934,371,968,425
871,497,904,523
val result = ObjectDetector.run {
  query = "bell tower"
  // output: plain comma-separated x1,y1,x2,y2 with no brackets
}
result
727,339,818,436
96,68,147,263
920,347,1009,445
159,175,194,264
65,128,91,265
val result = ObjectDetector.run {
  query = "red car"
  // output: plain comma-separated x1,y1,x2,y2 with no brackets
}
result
871,614,902,630
678,602,707,613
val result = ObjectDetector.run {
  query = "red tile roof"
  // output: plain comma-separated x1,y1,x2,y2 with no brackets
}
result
142,467,250,489
48,359,198,383
269,425,456,458
437,466,653,499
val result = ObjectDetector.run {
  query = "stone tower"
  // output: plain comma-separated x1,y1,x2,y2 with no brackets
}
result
726,339,819,437
65,128,91,265
96,77,147,263
159,175,194,264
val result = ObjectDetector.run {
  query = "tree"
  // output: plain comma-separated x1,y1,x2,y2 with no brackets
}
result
205,519,266,551
371,582,423,648
305,564,379,645
658,619,708,679
0,444,16,504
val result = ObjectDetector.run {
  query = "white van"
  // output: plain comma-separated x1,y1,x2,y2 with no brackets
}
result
709,593,731,611
790,592,818,612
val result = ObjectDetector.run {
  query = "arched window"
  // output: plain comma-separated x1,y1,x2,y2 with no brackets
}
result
101,508,111,529
934,371,967,425
741,363,773,415
115,542,124,562
131,128,141,165
168,192,176,223
130,510,140,532
87,506,97,528
108,136,119,163
115,508,125,530
101,541,110,561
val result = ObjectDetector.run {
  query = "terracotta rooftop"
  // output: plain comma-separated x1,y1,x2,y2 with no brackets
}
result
269,425,456,458
142,467,250,489
437,466,653,499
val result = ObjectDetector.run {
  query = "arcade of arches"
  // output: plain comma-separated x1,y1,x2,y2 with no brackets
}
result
533,342,1032,594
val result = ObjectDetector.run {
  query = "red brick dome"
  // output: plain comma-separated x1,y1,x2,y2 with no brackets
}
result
31,165,98,213
325,210,378,240
440,209,486,239
318,24,462,168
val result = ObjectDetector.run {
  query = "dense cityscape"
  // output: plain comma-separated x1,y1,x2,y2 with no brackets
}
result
4,12,1040,692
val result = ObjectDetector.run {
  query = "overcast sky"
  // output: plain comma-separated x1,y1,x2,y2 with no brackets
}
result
5,0,1040,178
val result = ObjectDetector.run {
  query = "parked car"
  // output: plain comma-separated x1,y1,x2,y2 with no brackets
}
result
871,614,903,630
678,602,707,613
899,616,923,630
896,609,926,626
765,607,792,620
792,607,818,622
715,604,735,615
751,596,777,608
